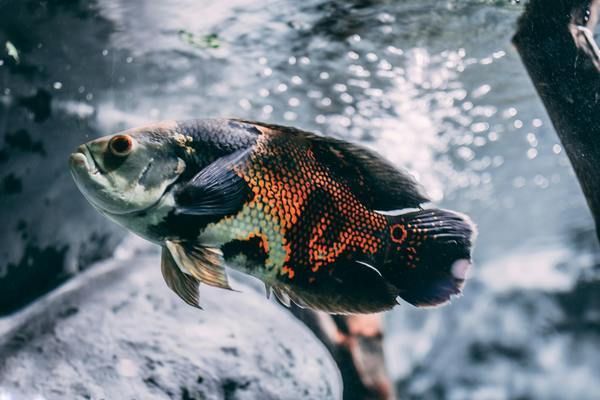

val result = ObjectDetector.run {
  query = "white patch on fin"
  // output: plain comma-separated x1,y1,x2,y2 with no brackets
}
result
451,259,471,280
355,260,383,277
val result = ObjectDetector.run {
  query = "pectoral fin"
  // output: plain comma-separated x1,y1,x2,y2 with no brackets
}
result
174,148,252,217
161,248,201,309
165,240,233,291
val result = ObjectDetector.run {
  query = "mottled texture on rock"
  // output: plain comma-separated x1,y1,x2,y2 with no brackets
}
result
0,243,341,400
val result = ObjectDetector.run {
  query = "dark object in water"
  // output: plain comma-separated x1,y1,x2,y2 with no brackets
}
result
513,0,600,242
69,119,476,313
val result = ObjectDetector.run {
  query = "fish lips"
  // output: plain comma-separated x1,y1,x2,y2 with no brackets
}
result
69,145,118,214
69,145,99,175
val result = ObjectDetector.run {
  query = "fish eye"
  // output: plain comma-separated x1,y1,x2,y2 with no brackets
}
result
109,135,133,157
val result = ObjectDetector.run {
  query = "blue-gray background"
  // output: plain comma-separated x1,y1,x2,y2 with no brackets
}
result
1,0,599,398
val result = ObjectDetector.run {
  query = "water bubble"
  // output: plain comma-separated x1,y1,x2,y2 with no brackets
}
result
333,83,347,92
259,88,270,97
471,84,491,98
290,76,303,85
258,57,268,65
532,118,543,127
527,148,538,159
457,146,475,161
514,119,523,129
299,56,310,65
386,46,404,56
101,49,108,56
366,53,378,62
288,97,300,107
513,176,526,188
377,13,395,23
288,56,297,65
552,144,562,154
503,107,518,118
340,93,353,103
380,26,393,35
284,111,297,121
307,90,322,99
492,50,506,59
315,115,326,124
473,136,486,147
276,83,288,92
320,97,332,106
378,60,392,71
262,68,273,77
85,93,93,101
347,51,359,60
53,82,63,90
126,56,133,63
239,98,251,110
534,175,549,188
471,122,489,133
319,72,330,80
349,34,361,43
526,133,538,147
462,102,474,111
365,88,383,97
262,105,273,114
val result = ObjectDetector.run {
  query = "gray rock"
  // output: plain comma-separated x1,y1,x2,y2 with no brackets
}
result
0,242,342,400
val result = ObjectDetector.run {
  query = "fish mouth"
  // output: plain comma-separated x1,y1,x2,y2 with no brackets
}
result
85,144,107,175
69,145,104,175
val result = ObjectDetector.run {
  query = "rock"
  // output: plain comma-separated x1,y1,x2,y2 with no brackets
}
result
0,241,342,400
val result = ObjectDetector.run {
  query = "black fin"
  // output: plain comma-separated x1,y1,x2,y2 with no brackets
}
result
383,208,476,307
174,148,251,216
161,248,202,309
232,119,429,210
165,240,233,291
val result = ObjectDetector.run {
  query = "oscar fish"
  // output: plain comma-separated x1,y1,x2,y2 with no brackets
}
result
69,119,476,314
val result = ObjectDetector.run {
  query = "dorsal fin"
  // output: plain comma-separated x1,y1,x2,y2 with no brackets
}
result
232,119,429,210
165,240,234,291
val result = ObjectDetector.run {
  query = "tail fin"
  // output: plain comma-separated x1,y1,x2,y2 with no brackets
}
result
383,208,476,307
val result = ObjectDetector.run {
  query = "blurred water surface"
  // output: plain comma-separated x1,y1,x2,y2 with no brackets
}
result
1,0,599,398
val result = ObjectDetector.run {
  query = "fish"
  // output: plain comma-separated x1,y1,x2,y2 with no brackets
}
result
69,119,476,314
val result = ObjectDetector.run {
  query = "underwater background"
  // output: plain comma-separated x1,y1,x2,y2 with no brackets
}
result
1,0,599,399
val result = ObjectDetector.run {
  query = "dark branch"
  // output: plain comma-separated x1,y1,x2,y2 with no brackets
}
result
513,0,600,241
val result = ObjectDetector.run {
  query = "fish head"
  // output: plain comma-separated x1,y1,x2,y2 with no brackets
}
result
69,120,186,216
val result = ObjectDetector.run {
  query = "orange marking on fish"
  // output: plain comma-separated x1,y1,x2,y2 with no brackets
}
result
282,266,295,279
390,224,408,244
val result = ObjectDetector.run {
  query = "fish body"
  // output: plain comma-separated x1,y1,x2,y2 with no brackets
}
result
70,119,476,314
